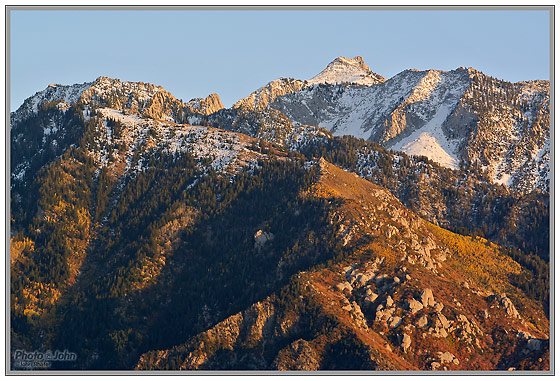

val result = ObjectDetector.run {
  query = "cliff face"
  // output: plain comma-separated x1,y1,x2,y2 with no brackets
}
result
185,93,224,115
233,78,308,111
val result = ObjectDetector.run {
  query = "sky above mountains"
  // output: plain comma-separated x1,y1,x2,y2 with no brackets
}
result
10,8,551,111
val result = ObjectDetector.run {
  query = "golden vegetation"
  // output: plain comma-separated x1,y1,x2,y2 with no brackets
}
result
13,281,61,319
428,223,522,293
10,237,34,265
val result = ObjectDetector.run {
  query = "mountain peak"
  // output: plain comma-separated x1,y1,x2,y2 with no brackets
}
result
334,56,369,70
308,56,386,86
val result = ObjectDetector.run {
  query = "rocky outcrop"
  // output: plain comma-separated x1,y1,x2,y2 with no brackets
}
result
489,293,521,319
185,93,224,116
401,333,412,353
273,339,320,370
234,78,307,111
136,298,288,370
254,230,275,251
308,56,386,86
429,351,459,370
420,288,436,308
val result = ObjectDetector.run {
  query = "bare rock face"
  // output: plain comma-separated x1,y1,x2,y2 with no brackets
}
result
254,230,275,251
185,93,225,115
234,78,307,111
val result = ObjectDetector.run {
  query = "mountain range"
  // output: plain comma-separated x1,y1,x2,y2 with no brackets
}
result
9,56,550,371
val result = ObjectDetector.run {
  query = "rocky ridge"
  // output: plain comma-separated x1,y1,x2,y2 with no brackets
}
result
235,58,549,194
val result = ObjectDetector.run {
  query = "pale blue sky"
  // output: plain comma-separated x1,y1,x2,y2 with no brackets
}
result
9,9,551,111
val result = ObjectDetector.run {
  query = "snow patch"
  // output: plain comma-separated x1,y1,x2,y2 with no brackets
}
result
390,102,459,170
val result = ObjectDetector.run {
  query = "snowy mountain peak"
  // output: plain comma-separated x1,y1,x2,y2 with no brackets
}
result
11,80,93,124
308,56,386,86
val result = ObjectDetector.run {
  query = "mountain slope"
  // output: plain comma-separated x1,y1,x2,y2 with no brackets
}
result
135,159,549,371
9,73,550,371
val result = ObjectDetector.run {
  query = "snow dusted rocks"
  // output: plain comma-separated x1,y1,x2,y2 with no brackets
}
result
308,56,386,86
10,81,93,124
93,108,268,175
255,58,549,194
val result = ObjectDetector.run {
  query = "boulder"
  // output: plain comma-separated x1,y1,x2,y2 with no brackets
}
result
336,281,352,293
364,293,378,304
375,274,389,285
401,333,412,352
375,307,395,324
355,274,368,287
416,314,428,328
500,294,521,319
436,312,450,329
407,298,424,314
386,295,394,308
388,316,402,329
438,351,457,364
420,288,436,307
361,269,377,284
